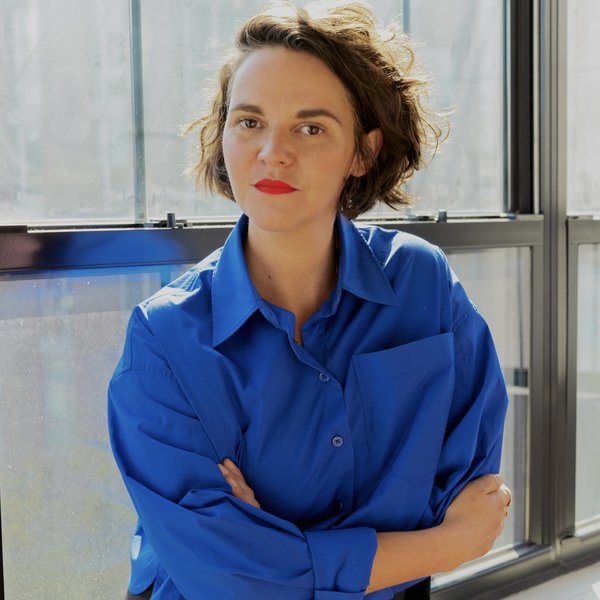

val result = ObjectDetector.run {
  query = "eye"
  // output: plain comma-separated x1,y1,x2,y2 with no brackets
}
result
299,124,324,136
238,117,260,129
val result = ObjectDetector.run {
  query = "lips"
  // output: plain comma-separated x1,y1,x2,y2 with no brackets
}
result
254,179,297,195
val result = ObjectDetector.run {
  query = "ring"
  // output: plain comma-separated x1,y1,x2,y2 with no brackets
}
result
501,484,512,508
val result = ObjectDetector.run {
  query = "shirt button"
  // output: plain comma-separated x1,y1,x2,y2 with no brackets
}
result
318,372,330,383
332,500,344,513
331,435,344,448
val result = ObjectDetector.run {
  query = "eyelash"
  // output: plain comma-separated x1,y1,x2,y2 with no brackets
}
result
235,118,324,136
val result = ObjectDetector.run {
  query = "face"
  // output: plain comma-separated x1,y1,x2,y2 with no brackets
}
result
222,46,368,238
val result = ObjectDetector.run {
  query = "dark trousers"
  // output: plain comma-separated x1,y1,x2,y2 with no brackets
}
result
125,585,153,600
126,577,430,599
393,577,431,599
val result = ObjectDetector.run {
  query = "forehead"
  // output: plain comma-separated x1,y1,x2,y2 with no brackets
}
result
228,46,355,119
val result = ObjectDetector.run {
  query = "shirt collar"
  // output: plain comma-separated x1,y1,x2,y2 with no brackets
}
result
211,215,260,347
337,215,399,307
211,214,399,347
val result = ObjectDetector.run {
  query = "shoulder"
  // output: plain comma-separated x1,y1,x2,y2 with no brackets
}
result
144,247,220,308
353,221,477,327
353,221,450,277
134,246,223,342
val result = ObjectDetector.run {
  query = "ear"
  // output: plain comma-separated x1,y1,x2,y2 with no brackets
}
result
349,128,383,177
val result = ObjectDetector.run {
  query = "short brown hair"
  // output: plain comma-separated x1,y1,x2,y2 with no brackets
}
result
185,1,445,220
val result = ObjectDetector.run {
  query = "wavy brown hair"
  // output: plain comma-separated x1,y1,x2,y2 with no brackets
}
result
185,1,446,220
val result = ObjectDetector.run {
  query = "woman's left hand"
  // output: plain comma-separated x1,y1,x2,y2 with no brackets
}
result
218,458,261,509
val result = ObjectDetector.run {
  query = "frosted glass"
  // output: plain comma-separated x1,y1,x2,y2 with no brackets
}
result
576,244,600,527
406,0,506,214
0,269,160,599
140,0,400,220
0,0,134,224
140,0,505,220
567,1,600,214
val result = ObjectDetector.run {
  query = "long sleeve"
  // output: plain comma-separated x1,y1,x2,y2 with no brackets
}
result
108,308,378,600
419,278,509,527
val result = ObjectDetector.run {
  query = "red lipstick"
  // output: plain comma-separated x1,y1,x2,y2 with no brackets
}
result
255,179,297,195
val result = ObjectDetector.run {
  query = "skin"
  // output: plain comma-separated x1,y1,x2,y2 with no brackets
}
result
218,46,512,592
222,46,381,344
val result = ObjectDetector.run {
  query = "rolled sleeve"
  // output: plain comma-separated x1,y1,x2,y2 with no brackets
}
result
421,283,509,526
306,528,378,599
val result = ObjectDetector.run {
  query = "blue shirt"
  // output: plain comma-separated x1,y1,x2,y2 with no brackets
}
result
108,214,508,600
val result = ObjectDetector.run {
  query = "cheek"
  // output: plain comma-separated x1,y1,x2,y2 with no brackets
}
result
221,134,236,172
308,149,355,189
223,136,253,180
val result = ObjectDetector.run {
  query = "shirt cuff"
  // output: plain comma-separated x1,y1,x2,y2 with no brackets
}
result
305,527,377,598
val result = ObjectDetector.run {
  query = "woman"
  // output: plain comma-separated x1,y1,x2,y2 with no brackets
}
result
108,2,511,599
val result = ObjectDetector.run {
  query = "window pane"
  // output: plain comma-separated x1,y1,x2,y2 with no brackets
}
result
140,0,401,221
404,0,506,215
567,1,600,215
141,1,251,221
576,244,600,529
0,268,170,599
141,0,505,220
446,247,530,550
0,1,134,224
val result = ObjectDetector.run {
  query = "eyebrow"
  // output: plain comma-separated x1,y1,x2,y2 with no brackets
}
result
229,103,342,125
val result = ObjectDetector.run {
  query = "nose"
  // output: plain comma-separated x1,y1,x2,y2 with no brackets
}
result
257,128,292,166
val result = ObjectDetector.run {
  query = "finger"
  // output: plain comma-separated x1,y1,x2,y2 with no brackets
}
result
218,463,242,485
500,484,512,507
222,460,249,486
218,463,236,484
223,458,245,477
219,460,255,493
480,473,504,494
219,463,252,494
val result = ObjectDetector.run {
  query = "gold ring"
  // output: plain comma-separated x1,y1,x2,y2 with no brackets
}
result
501,484,512,508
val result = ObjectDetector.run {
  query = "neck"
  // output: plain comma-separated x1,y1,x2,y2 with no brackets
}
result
244,218,339,342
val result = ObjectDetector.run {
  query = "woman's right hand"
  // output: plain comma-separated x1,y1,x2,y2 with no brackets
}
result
440,474,511,569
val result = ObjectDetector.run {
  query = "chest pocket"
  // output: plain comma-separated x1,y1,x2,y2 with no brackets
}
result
352,333,455,485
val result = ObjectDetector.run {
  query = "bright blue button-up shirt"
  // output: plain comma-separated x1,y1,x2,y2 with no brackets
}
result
108,214,508,600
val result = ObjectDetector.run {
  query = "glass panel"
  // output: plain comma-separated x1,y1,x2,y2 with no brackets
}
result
0,268,163,599
0,1,134,224
399,0,506,215
446,247,530,550
576,244,600,528
567,1,600,215
141,0,500,220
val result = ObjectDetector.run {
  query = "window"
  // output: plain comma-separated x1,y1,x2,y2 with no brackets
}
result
576,244,600,530
404,0,507,215
2,1,599,599
0,269,162,597
567,0,600,215
0,1,134,224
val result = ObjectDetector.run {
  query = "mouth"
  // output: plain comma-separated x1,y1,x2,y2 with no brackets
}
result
254,179,297,195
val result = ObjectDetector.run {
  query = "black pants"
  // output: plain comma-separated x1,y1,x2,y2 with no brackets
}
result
125,585,153,600
126,577,430,599
393,577,431,599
